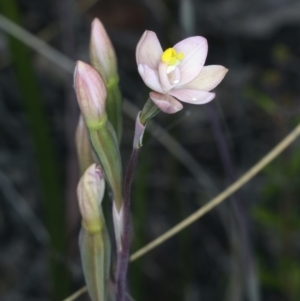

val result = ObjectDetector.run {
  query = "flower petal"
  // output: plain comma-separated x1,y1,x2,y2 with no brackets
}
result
150,92,183,114
138,64,164,93
169,89,215,104
181,65,228,91
173,36,208,85
136,31,163,70
168,67,181,87
158,62,174,92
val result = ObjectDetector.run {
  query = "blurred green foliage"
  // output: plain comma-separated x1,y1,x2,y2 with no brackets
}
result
248,58,300,300
0,0,69,299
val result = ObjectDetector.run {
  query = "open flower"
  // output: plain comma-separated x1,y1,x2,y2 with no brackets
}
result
136,31,228,113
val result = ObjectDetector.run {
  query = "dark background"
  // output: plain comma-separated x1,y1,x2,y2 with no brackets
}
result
0,0,300,300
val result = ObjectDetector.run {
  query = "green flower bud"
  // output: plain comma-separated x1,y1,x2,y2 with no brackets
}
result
77,164,105,233
77,164,112,301
89,18,122,142
90,18,118,86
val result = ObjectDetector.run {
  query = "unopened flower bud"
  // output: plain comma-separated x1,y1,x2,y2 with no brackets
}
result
78,165,112,301
75,115,95,174
74,61,107,127
89,18,123,142
77,164,105,233
90,18,118,86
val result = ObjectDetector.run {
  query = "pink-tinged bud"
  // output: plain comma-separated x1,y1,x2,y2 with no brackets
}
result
75,115,95,174
74,61,107,126
77,164,105,233
90,18,118,85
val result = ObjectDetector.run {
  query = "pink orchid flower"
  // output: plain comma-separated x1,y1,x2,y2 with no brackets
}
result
136,31,228,114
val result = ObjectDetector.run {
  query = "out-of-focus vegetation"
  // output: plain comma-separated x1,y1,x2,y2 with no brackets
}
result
0,0,300,301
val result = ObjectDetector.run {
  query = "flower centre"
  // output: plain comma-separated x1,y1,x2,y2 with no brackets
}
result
161,48,184,74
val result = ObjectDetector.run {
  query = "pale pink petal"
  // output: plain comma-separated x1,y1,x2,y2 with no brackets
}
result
168,67,181,87
150,92,183,114
173,36,208,85
169,89,215,104
138,64,164,93
136,31,162,70
181,65,228,91
158,62,173,92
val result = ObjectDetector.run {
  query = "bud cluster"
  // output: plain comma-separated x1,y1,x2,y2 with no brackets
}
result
74,19,123,301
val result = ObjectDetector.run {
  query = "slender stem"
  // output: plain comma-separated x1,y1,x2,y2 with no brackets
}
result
130,122,300,261
0,14,74,73
207,102,259,301
116,148,141,301
63,286,87,301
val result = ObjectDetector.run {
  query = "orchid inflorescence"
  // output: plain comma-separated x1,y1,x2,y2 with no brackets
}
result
74,18,227,301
